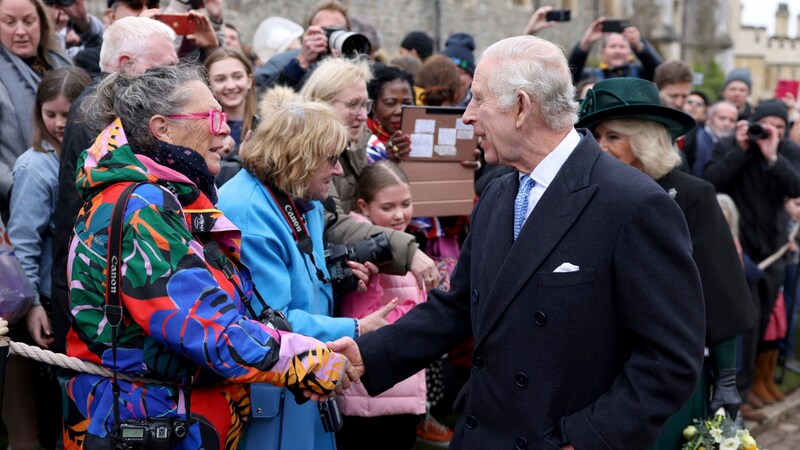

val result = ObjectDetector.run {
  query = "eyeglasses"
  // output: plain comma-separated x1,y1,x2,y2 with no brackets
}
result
325,152,342,167
685,99,705,107
167,109,228,135
335,99,373,114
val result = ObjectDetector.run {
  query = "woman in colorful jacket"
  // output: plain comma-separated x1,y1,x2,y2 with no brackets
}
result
218,86,395,450
62,64,351,450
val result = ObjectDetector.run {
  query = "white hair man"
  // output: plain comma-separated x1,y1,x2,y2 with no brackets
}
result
330,35,705,450
684,100,738,177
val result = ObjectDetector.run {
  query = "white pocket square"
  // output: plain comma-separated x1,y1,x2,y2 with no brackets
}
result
553,262,580,273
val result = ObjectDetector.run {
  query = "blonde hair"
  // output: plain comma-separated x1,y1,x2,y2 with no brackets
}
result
298,57,372,105
600,119,681,180
243,86,348,198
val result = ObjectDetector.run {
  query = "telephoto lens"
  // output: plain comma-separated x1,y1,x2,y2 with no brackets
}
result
323,27,372,57
747,123,769,141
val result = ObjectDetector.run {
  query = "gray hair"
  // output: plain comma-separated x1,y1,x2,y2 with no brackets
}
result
99,17,176,73
82,64,207,152
708,100,737,119
480,36,578,131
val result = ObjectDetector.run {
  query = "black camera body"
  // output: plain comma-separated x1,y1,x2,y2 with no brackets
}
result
322,27,372,58
545,9,571,22
601,19,630,33
325,232,393,295
748,123,770,141
257,307,292,332
116,418,187,450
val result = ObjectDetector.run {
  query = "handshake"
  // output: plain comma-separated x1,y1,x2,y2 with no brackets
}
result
302,337,366,403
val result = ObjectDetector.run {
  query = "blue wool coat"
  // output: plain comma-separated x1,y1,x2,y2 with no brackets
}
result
219,169,357,450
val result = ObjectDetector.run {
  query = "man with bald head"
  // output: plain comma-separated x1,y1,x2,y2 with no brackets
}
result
51,16,179,353
331,36,704,449
684,101,739,177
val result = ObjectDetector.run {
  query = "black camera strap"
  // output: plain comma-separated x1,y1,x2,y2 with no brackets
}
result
104,182,192,444
263,183,328,283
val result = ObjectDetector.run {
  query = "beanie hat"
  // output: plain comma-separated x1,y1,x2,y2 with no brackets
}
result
723,68,752,91
752,99,788,125
400,31,434,60
441,33,476,76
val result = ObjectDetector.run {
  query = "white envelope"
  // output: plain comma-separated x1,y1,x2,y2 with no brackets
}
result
553,262,580,273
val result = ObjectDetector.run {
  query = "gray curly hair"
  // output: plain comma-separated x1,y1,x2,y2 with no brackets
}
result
82,64,207,152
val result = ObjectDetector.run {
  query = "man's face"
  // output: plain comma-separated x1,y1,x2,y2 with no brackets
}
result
462,57,518,166
659,82,692,109
757,116,787,140
600,34,631,68
310,8,347,29
706,104,738,138
223,26,241,51
722,80,749,110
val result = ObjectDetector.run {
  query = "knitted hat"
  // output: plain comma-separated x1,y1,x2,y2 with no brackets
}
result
400,31,434,60
723,68,752,91
441,33,476,76
752,99,788,125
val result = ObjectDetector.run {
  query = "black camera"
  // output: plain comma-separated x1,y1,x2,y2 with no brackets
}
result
318,398,343,432
42,0,75,7
256,306,292,332
324,232,393,295
323,27,372,58
748,123,770,141
601,19,629,33
116,418,187,450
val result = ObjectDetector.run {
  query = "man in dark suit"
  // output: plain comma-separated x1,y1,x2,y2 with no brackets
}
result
329,36,705,449
683,100,738,177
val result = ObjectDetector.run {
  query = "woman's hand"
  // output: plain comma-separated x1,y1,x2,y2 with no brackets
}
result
220,135,236,157
347,260,378,292
387,131,411,161
357,299,398,334
410,250,439,290
26,305,53,349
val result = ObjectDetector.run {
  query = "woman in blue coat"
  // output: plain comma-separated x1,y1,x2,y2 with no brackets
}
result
218,86,395,450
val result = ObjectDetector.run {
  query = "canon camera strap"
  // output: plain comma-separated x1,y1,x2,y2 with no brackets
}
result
104,182,192,443
263,184,328,283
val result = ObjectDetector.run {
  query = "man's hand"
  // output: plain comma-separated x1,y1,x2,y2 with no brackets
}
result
347,260,378,292
358,299,397,334
734,119,750,151
622,26,644,52
410,249,439,290
327,337,366,380
755,122,780,164
297,25,329,69
26,305,53,349
578,17,605,51
522,6,556,35
58,0,91,32
186,11,218,50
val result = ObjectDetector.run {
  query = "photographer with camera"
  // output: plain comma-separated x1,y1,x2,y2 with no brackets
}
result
568,16,663,84
218,86,396,450
705,99,800,415
264,0,371,92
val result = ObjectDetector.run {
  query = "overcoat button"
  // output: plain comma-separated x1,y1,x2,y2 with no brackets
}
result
471,289,479,303
472,355,484,369
534,311,547,326
515,437,528,449
465,415,478,429
515,372,528,387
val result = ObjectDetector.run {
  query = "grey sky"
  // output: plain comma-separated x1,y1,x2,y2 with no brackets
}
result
739,0,798,36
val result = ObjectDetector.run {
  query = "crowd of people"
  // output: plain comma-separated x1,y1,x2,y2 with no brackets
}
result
1,0,800,449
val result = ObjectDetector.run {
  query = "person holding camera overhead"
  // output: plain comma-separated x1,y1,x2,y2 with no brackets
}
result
218,86,396,450
567,16,663,84
705,99,800,413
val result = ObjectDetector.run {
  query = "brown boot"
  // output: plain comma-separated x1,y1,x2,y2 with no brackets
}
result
740,403,767,422
747,391,765,409
751,351,777,404
765,349,786,402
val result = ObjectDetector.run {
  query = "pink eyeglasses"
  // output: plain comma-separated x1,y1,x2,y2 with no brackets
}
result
167,109,228,135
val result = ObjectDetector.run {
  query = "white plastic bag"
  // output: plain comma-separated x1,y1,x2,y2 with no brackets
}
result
0,221,35,324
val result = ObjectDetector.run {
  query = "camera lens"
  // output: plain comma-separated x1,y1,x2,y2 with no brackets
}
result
327,30,371,57
747,123,769,140
173,423,187,439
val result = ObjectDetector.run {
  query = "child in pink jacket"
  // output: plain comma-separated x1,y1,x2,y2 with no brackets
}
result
335,160,427,450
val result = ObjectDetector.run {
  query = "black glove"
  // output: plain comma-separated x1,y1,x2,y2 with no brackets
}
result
709,368,741,418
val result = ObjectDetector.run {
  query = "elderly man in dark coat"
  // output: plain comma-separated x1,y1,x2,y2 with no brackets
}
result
330,35,705,450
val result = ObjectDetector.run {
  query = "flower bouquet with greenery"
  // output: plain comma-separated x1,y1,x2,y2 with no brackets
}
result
681,409,758,450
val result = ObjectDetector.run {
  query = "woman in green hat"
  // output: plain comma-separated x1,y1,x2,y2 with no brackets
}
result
577,77,756,449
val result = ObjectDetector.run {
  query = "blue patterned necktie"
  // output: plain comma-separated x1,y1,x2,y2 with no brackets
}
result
514,175,534,240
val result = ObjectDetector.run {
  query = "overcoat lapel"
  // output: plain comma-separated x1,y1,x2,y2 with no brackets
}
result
476,140,601,343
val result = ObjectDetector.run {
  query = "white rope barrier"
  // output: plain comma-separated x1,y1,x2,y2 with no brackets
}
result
0,318,155,384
